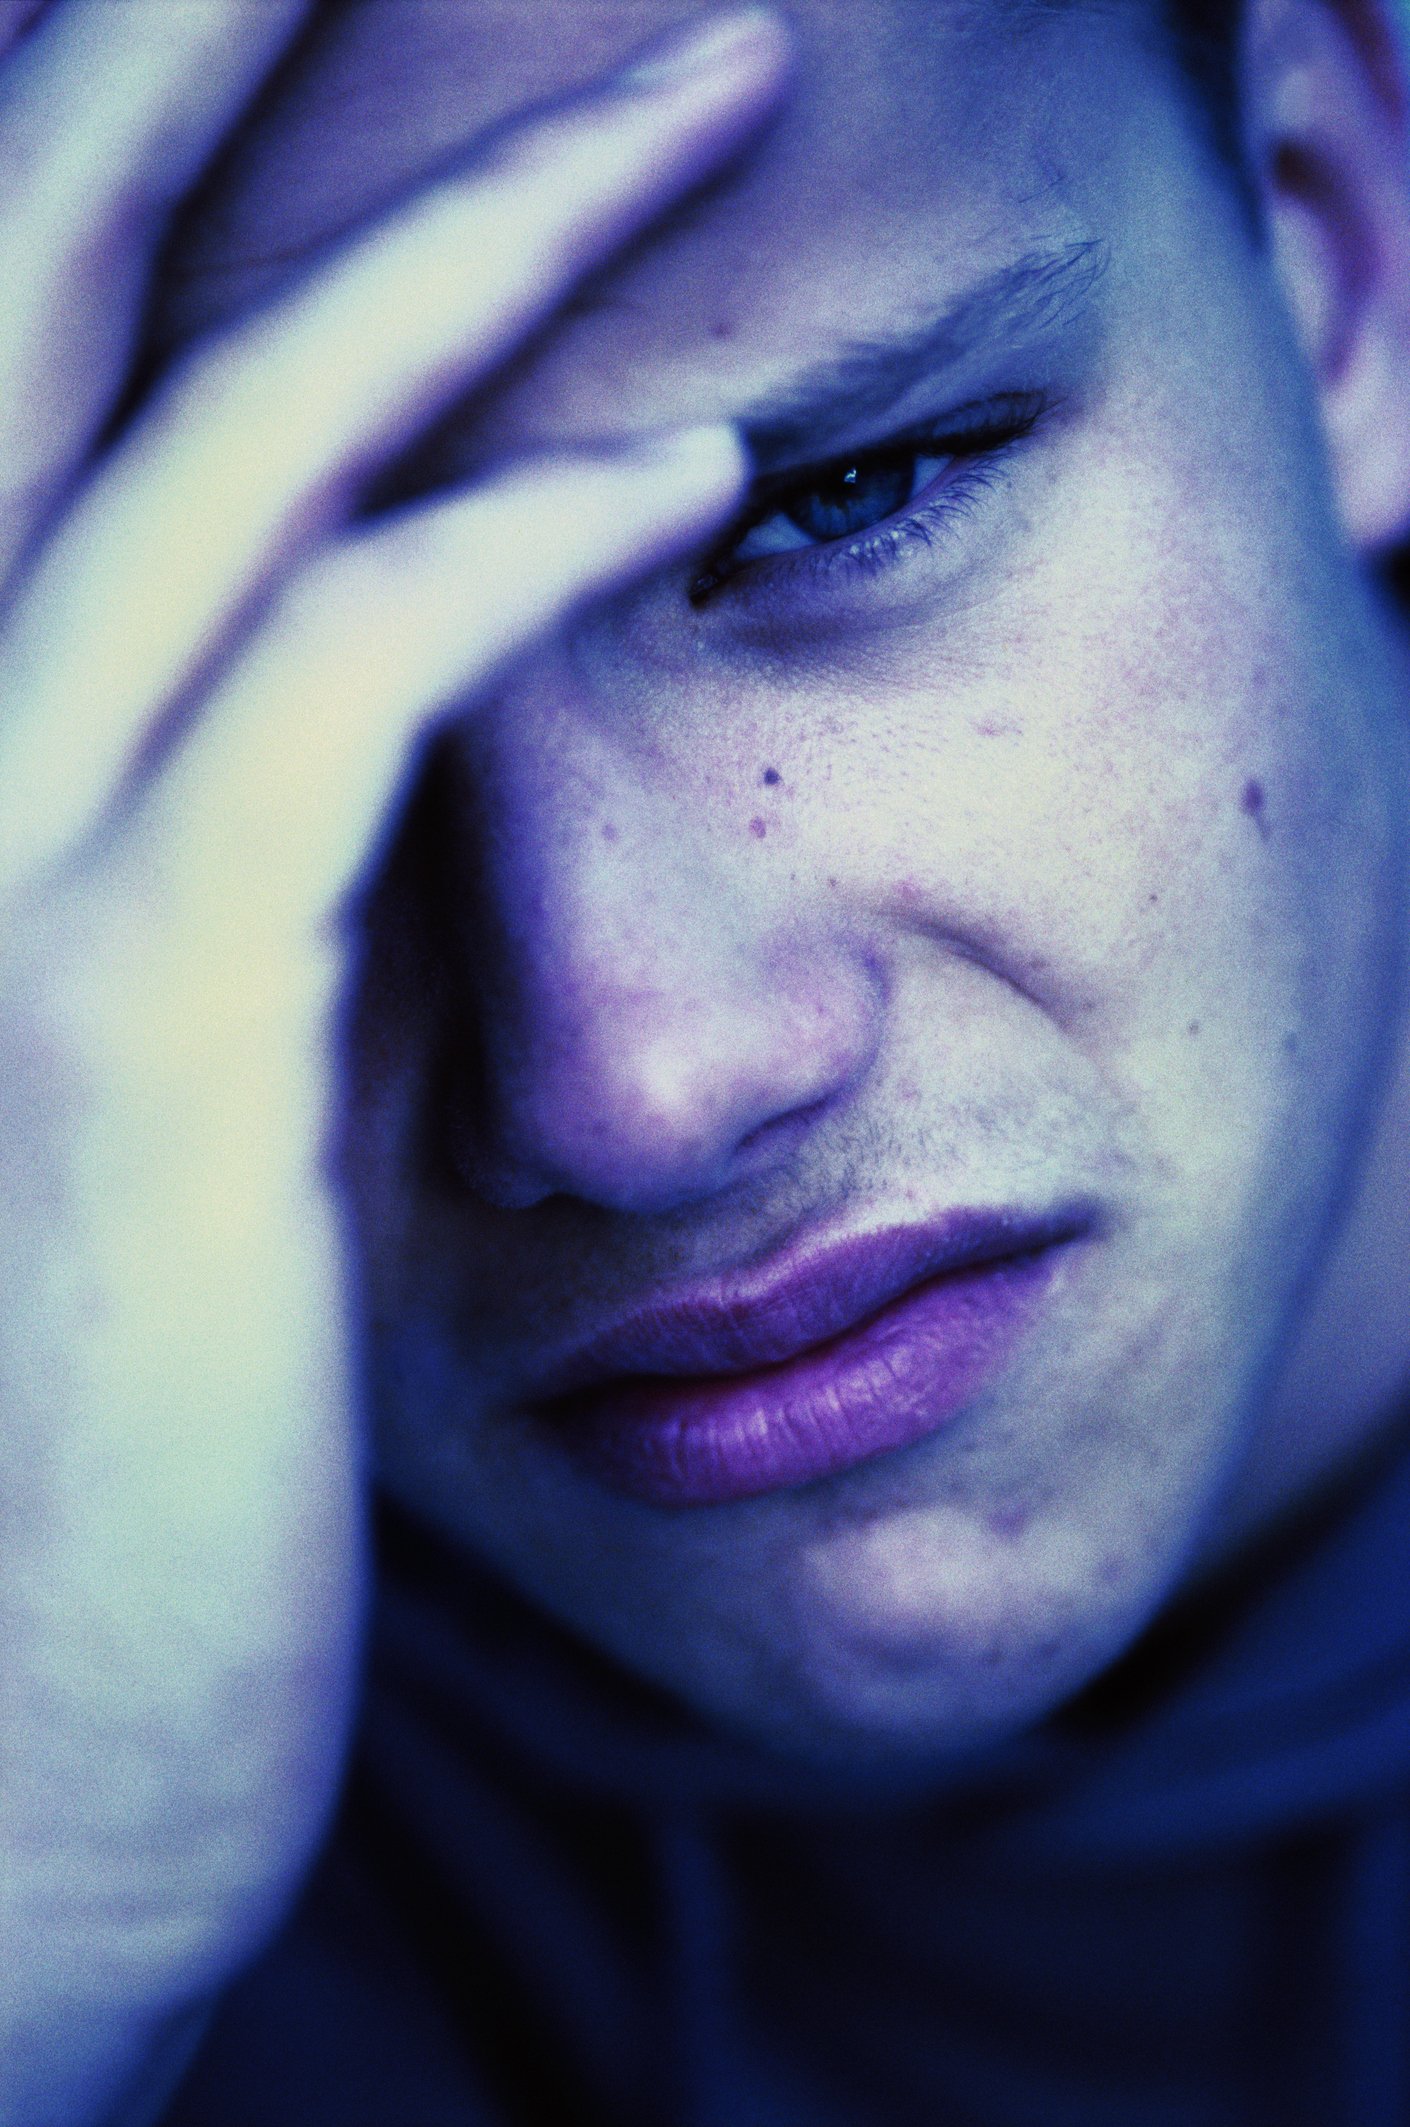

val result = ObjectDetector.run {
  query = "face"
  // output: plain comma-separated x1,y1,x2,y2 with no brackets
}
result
164,0,1409,1761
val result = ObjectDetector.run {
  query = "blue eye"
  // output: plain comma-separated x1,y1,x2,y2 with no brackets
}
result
692,393,1048,605
764,453,931,547
726,448,949,566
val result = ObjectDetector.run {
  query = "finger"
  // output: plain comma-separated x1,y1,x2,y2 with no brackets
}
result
0,0,310,568
105,426,746,948
0,9,787,893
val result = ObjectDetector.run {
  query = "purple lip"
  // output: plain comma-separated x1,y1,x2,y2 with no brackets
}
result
531,1205,1092,1507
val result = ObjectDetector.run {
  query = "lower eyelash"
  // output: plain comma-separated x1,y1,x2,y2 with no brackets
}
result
688,467,999,608
806,460,1005,589
691,395,1049,611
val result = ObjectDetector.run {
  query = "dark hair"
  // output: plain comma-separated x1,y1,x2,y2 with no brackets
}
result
1166,0,1247,168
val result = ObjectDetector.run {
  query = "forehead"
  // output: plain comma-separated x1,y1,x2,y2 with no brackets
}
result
163,0,1155,436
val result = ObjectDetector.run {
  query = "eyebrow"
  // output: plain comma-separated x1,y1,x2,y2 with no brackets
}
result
737,238,1107,472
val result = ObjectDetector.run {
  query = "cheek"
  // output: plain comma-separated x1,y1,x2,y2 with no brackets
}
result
1017,436,1390,1122
769,418,1376,1042
726,407,1398,1284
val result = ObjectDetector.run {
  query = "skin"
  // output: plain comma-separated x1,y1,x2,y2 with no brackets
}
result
163,0,1410,1759
0,11,765,2119
1,1,1409,2117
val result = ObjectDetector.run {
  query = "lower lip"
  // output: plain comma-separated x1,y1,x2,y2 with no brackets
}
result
540,1247,1064,1508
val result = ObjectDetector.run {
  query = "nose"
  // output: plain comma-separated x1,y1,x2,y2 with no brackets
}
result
447,709,882,1217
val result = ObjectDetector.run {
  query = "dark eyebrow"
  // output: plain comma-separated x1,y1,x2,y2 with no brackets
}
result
739,238,1107,472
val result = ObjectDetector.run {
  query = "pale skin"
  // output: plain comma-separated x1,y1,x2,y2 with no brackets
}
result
0,8,780,2121
3,2,1410,2123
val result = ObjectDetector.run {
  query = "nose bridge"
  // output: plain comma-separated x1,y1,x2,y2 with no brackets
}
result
462,682,880,1214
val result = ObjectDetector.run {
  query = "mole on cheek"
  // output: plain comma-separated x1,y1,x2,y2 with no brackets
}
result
1240,777,1271,841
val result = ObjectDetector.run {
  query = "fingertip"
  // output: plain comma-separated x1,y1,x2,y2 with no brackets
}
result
621,7,793,96
631,419,749,489
615,421,752,550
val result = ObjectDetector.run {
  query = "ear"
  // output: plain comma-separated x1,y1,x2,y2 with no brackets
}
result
1242,0,1410,552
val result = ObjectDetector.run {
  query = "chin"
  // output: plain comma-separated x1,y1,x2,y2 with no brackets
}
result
714,1486,1188,1764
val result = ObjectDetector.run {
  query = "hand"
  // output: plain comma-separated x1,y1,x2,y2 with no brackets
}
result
0,8,780,2120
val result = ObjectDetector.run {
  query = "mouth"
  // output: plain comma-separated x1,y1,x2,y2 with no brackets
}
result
529,1205,1093,1508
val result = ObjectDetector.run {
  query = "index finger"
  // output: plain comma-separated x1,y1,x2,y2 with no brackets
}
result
0,8,790,893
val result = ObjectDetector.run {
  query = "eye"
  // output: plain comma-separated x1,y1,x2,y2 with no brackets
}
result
735,450,944,558
691,393,1049,606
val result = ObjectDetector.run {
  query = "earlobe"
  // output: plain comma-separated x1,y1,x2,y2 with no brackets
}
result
1247,0,1410,552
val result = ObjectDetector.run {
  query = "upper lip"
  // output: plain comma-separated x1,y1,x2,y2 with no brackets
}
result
533,1202,1094,1403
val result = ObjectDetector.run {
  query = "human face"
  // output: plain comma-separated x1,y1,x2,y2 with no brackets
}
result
165,0,1409,1760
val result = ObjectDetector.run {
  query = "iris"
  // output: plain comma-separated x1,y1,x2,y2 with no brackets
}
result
783,457,916,541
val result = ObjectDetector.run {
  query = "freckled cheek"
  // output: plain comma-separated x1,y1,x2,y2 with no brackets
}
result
755,586,1310,1036
684,477,1325,984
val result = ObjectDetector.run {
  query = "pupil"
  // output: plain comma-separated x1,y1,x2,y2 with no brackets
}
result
786,456,914,542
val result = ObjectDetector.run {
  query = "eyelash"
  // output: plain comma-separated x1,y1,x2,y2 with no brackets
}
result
690,392,1048,609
